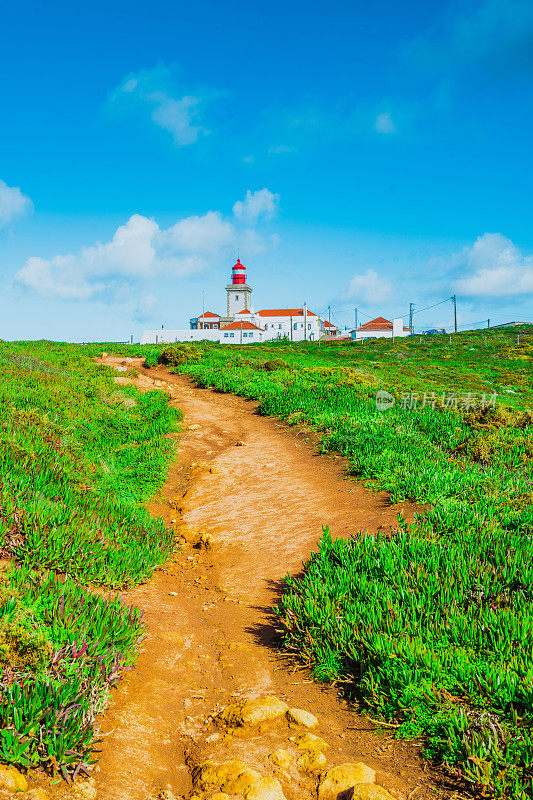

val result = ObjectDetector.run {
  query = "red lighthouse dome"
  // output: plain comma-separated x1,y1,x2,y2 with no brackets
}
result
232,258,246,285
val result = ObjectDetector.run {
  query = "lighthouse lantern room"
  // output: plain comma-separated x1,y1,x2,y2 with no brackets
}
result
226,258,252,317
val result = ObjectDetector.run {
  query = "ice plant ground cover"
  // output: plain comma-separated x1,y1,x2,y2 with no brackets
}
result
0,341,179,778
167,326,533,799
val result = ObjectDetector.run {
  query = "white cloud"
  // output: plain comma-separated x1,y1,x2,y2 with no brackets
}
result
456,233,533,296
14,190,279,300
233,188,279,224
164,210,235,255
374,112,397,134
0,180,33,227
109,64,217,145
242,155,255,164
344,269,393,304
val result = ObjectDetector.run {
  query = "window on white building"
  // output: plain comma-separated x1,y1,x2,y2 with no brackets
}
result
278,324,281,329
230,332,234,337
224,333,228,338
235,295,239,301
308,324,311,329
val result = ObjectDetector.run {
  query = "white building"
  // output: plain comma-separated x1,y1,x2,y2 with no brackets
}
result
141,258,340,345
231,307,322,342
350,317,410,341
220,320,263,343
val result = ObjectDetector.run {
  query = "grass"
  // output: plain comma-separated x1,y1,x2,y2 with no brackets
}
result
165,326,533,799
0,341,179,778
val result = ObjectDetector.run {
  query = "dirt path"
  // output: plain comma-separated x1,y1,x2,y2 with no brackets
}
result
91,360,447,800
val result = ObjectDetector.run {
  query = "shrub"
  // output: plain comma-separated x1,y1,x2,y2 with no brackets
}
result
158,344,202,367
263,358,290,372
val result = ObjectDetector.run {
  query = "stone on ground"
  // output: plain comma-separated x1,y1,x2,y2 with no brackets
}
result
286,708,319,728
222,767,263,795
193,759,246,789
318,763,376,800
193,759,262,794
244,776,286,800
218,696,289,728
0,764,28,791
297,750,327,773
268,749,293,770
294,732,329,752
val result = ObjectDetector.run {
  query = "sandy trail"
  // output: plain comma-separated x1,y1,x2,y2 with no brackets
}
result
91,361,444,800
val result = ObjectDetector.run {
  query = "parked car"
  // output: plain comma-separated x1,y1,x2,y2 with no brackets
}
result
423,328,446,335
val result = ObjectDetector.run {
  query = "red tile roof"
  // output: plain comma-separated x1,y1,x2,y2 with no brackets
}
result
257,308,316,317
236,308,252,314
198,311,220,319
356,317,393,331
323,320,336,327
355,318,410,332
221,321,262,331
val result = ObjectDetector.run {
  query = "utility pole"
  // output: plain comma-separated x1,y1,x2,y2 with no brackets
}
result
290,316,293,344
303,302,307,342
240,318,243,345
453,294,457,334
354,308,358,332
409,303,414,335
202,289,205,330
487,318,490,328
328,305,331,325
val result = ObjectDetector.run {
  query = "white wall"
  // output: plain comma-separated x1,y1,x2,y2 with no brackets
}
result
140,329,221,344
220,329,263,344
393,318,405,338
141,328,264,345
142,315,326,345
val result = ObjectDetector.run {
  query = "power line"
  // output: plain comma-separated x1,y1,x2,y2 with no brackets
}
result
457,318,490,330
330,308,344,327
412,296,453,316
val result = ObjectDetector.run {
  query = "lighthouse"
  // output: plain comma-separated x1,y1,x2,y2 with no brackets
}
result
226,258,252,317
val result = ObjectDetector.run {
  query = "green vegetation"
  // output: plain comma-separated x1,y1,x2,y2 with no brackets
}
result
0,341,178,778
169,326,533,799
157,343,203,367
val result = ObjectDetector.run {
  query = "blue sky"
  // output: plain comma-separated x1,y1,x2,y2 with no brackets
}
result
1,0,532,339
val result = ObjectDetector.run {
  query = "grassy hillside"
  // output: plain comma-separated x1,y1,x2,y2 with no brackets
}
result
167,326,533,799
0,341,178,778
